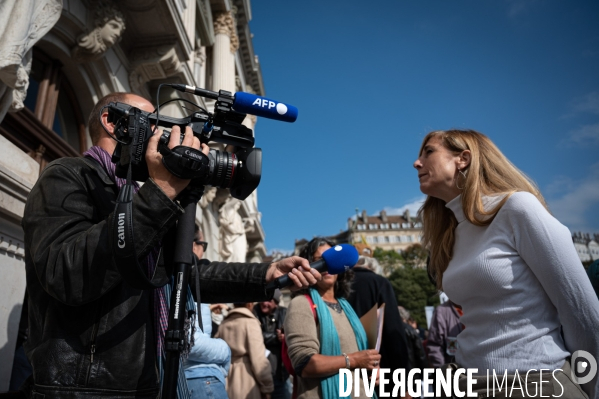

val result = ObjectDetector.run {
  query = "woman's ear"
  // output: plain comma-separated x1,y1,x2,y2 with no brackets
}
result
458,149,471,170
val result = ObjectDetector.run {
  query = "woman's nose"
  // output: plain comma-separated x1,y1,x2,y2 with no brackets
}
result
413,158,422,169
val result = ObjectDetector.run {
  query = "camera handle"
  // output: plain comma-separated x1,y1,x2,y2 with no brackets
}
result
162,184,205,399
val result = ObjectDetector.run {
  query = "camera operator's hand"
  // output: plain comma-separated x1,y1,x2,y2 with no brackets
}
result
265,256,321,290
146,125,209,200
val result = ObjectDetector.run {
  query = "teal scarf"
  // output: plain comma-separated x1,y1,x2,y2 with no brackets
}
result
309,288,375,398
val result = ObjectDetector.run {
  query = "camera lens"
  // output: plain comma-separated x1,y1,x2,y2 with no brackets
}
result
207,149,238,188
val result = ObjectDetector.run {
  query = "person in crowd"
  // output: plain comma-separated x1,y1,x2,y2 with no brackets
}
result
210,303,229,337
347,256,410,372
397,306,428,371
185,227,231,399
9,295,32,392
254,289,290,399
216,302,274,399
426,300,463,368
21,92,321,398
284,237,380,399
588,259,599,300
414,129,599,397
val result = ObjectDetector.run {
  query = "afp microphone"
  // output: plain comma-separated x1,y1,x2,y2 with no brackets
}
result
170,84,298,122
266,244,359,290
233,92,298,123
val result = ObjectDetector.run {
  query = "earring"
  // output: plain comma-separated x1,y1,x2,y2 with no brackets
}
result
456,169,467,190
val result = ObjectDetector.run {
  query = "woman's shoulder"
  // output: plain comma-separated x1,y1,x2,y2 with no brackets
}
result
289,293,312,310
500,191,546,216
287,294,319,322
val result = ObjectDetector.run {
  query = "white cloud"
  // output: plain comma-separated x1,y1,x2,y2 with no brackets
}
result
506,0,537,18
565,123,599,146
562,91,599,119
571,92,599,115
548,163,599,232
382,196,426,217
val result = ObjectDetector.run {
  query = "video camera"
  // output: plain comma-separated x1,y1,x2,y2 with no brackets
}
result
104,84,296,200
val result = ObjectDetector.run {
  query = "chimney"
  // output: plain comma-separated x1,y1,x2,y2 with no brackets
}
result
380,210,388,223
403,209,411,223
362,210,367,222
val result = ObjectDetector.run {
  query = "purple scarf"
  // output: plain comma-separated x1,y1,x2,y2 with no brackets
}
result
83,146,169,356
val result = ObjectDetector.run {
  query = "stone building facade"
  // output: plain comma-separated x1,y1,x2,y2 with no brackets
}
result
0,0,267,388
294,209,423,256
573,232,599,263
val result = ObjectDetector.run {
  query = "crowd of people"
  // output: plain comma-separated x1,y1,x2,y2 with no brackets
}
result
6,92,599,399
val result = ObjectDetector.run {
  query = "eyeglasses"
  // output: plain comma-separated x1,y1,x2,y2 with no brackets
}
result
194,240,208,251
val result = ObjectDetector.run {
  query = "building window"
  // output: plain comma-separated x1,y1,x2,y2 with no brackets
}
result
384,236,390,243
369,224,377,230
402,223,410,228
414,222,422,228
357,224,366,230
1,48,84,170
380,223,389,229
391,223,400,229
407,236,413,242
366,236,374,244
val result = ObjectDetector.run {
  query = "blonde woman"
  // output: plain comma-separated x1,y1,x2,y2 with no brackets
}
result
413,129,599,398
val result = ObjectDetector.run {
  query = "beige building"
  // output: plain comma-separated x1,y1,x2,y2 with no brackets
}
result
0,0,267,389
350,209,423,252
573,232,599,263
294,209,423,255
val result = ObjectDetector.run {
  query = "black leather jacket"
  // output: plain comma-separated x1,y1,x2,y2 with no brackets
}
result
22,156,273,398
253,305,288,381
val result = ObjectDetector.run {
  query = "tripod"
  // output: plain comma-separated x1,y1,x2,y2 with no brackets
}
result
161,185,204,399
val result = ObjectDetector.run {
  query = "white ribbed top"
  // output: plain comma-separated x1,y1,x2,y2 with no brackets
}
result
443,192,599,397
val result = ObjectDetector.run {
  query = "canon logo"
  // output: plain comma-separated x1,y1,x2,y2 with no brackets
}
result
185,150,203,160
117,213,126,249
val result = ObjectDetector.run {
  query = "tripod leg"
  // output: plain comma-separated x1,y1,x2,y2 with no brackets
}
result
162,191,202,399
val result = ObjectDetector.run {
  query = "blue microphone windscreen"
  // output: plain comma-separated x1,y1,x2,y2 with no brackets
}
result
233,92,298,123
321,244,359,275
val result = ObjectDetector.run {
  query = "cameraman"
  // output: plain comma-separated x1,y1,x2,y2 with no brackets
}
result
21,92,320,398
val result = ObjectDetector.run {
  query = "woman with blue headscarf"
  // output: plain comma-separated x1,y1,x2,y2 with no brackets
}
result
284,237,380,399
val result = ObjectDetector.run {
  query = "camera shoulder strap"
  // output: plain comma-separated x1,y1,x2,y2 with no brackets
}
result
110,164,169,290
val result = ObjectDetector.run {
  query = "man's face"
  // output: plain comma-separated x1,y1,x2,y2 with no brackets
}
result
192,241,204,259
259,300,277,314
193,231,205,259
98,94,154,153
124,94,154,113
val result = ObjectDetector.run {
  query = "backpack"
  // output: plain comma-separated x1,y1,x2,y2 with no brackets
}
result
281,294,317,399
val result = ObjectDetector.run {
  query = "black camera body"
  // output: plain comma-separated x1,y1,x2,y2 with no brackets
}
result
106,97,261,201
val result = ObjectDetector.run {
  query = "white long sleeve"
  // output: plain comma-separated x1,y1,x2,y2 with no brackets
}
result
443,192,599,398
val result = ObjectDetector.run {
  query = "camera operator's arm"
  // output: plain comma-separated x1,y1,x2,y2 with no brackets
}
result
23,165,183,306
147,125,205,200
22,126,204,306
190,257,321,303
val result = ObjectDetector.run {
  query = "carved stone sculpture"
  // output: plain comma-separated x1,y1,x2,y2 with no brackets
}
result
218,196,247,263
73,2,126,62
128,44,184,96
0,0,62,122
199,187,221,261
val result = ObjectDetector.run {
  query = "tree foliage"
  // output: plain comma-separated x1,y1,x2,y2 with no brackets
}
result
374,244,438,327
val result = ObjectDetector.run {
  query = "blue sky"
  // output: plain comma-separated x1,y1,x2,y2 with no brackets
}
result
247,0,599,253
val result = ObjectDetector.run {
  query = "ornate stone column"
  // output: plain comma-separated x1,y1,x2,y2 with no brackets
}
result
194,42,207,89
211,10,238,93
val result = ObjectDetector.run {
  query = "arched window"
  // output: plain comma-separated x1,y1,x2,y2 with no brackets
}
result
0,48,85,170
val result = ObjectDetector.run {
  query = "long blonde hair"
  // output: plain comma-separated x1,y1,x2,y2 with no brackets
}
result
419,129,548,290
